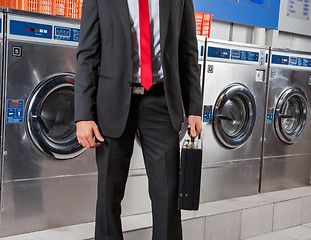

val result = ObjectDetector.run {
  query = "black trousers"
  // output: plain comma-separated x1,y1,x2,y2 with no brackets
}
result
95,94,182,240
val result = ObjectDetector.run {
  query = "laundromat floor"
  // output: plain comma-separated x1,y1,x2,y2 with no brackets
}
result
1,186,311,240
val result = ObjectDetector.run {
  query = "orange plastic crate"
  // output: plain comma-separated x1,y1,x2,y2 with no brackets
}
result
0,0,82,19
0,0,18,8
195,12,212,38
66,0,82,19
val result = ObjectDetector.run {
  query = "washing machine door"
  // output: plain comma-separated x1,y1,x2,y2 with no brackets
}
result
213,83,256,148
26,73,86,159
274,88,308,144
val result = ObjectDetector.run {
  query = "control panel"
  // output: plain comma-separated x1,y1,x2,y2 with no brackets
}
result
54,26,80,42
208,47,230,59
231,49,259,62
207,45,266,66
8,15,80,46
271,53,311,68
10,20,53,39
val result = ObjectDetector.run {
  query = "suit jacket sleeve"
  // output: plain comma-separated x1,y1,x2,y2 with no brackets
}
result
74,0,101,122
178,0,202,117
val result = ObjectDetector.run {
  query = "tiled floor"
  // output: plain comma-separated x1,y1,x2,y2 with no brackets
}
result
1,221,311,240
1,187,311,240
245,224,311,240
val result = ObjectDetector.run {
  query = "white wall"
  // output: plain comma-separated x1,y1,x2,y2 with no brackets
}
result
209,19,311,52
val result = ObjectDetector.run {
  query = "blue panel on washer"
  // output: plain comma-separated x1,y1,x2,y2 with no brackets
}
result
266,53,269,63
251,0,264,3
208,47,230,59
54,26,80,42
193,0,280,29
10,20,52,39
271,55,289,65
203,105,213,123
290,57,298,66
266,107,274,123
7,100,24,123
231,49,259,62
200,46,204,57
295,57,311,67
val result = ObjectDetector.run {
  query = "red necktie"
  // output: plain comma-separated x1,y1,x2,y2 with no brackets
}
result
138,0,153,91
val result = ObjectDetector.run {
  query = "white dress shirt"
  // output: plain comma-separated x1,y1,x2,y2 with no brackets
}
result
127,0,164,84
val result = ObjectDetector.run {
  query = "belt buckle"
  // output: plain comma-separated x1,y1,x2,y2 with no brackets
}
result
132,86,145,95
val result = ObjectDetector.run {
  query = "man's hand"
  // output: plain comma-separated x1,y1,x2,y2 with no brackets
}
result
76,121,104,148
188,115,202,138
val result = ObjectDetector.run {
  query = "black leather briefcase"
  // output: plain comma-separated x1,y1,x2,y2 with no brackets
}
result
178,137,203,211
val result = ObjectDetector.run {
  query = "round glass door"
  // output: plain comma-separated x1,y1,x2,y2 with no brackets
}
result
274,88,307,144
26,73,86,159
213,83,256,148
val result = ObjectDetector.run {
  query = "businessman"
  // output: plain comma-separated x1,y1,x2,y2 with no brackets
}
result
75,0,202,239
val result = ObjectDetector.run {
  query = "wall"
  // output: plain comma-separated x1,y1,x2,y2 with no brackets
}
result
209,19,311,52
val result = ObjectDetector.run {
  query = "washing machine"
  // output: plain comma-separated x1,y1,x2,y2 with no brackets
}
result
0,9,97,237
122,35,207,216
197,35,206,89
200,39,269,202
260,49,311,193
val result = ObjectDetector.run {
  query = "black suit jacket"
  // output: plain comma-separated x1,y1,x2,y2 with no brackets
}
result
75,0,202,138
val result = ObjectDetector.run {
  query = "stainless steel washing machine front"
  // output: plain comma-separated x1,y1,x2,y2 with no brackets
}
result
201,39,269,202
0,9,97,237
261,48,311,193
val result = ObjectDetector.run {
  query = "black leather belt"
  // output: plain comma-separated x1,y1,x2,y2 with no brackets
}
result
132,83,165,96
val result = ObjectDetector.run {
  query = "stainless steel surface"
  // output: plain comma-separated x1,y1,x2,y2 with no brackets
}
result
261,49,311,192
0,174,97,237
201,39,269,202
200,159,261,202
0,11,97,237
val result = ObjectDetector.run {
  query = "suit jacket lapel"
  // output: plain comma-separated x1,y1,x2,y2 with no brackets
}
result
159,0,170,54
115,0,132,53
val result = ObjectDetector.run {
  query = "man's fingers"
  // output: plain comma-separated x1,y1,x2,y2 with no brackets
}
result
76,121,103,148
80,138,90,148
187,115,203,138
191,126,197,138
196,123,203,135
86,136,100,148
93,127,104,142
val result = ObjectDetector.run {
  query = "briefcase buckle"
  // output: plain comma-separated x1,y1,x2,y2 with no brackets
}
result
184,139,196,149
132,86,145,95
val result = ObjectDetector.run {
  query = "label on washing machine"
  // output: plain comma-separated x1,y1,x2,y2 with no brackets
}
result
266,107,274,123
231,49,259,62
54,26,80,42
271,55,289,65
289,57,311,67
272,54,311,68
203,105,213,123
6,100,24,123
